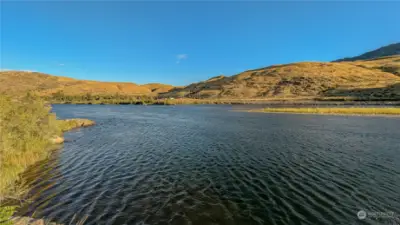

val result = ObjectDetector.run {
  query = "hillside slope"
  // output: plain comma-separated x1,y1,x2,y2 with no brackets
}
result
335,43,400,62
141,83,175,94
161,56,400,99
343,55,400,76
2,43,400,101
0,71,174,96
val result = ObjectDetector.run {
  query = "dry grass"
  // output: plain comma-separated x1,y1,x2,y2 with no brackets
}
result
0,95,95,224
2,57,400,102
141,83,174,93
255,107,400,116
0,95,61,200
0,94,95,202
163,57,400,99
57,119,95,132
0,71,174,97
344,55,400,76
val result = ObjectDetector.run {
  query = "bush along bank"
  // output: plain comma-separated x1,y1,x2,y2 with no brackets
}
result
0,94,95,224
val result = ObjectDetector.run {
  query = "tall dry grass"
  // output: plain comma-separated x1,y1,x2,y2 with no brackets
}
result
0,94,61,200
0,94,95,224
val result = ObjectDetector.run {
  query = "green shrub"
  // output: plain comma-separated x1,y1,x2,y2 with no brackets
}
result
0,94,60,199
0,206,16,225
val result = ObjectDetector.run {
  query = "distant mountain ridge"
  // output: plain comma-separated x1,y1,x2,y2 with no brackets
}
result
334,42,400,62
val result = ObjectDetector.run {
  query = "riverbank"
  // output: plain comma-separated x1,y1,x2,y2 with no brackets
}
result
50,99,400,107
0,95,95,224
250,107,400,116
44,94,400,106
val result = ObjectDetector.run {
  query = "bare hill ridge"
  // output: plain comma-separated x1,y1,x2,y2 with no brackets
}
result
1,42,400,100
161,56,400,99
0,71,174,96
1,57,399,100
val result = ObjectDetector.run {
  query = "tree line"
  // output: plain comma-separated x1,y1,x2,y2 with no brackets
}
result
45,91,167,105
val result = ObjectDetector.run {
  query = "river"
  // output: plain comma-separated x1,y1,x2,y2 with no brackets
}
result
16,104,400,225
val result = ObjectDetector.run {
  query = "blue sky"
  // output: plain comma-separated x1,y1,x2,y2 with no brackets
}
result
1,1,399,86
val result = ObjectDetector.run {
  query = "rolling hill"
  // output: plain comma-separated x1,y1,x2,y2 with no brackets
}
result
343,55,400,76
1,42,400,101
161,55,400,99
0,71,174,96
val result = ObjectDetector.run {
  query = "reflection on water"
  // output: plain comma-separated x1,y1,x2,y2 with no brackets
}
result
16,105,400,225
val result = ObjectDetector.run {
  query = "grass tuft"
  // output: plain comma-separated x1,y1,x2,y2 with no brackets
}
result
57,119,95,132
0,206,17,225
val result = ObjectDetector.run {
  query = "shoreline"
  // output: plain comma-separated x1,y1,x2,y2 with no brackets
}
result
50,100,400,107
248,107,400,117
45,96,400,106
0,118,95,225
249,110,400,117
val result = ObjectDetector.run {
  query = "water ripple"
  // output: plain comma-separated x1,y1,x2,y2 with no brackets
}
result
15,105,400,225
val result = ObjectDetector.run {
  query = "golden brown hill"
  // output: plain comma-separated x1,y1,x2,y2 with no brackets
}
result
0,71,174,96
343,55,400,76
141,83,175,94
161,56,400,99
2,56,399,101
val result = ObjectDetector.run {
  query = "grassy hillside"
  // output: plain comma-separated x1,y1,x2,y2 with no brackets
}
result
1,44,400,101
0,71,174,96
344,55,400,76
141,83,175,94
161,56,400,99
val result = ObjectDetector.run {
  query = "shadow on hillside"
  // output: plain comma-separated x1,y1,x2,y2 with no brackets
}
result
323,83,400,100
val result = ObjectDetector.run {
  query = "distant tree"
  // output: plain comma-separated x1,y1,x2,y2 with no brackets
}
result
85,93,92,101
52,90,65,101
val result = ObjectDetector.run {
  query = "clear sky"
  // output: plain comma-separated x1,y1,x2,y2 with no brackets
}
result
1,1,399,86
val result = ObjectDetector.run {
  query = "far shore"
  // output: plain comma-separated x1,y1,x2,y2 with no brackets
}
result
249,107,400,117
49,98,400,106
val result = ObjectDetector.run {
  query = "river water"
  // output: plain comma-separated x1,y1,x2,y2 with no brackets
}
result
17,105,400,225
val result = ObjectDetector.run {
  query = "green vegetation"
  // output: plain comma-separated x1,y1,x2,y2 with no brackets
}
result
0,94,94,223
58,119,95,132
43,92,400,105
45,91,159,105
44,92,254,105
254,107,400,115
0,206,16,225
0,94,61,199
